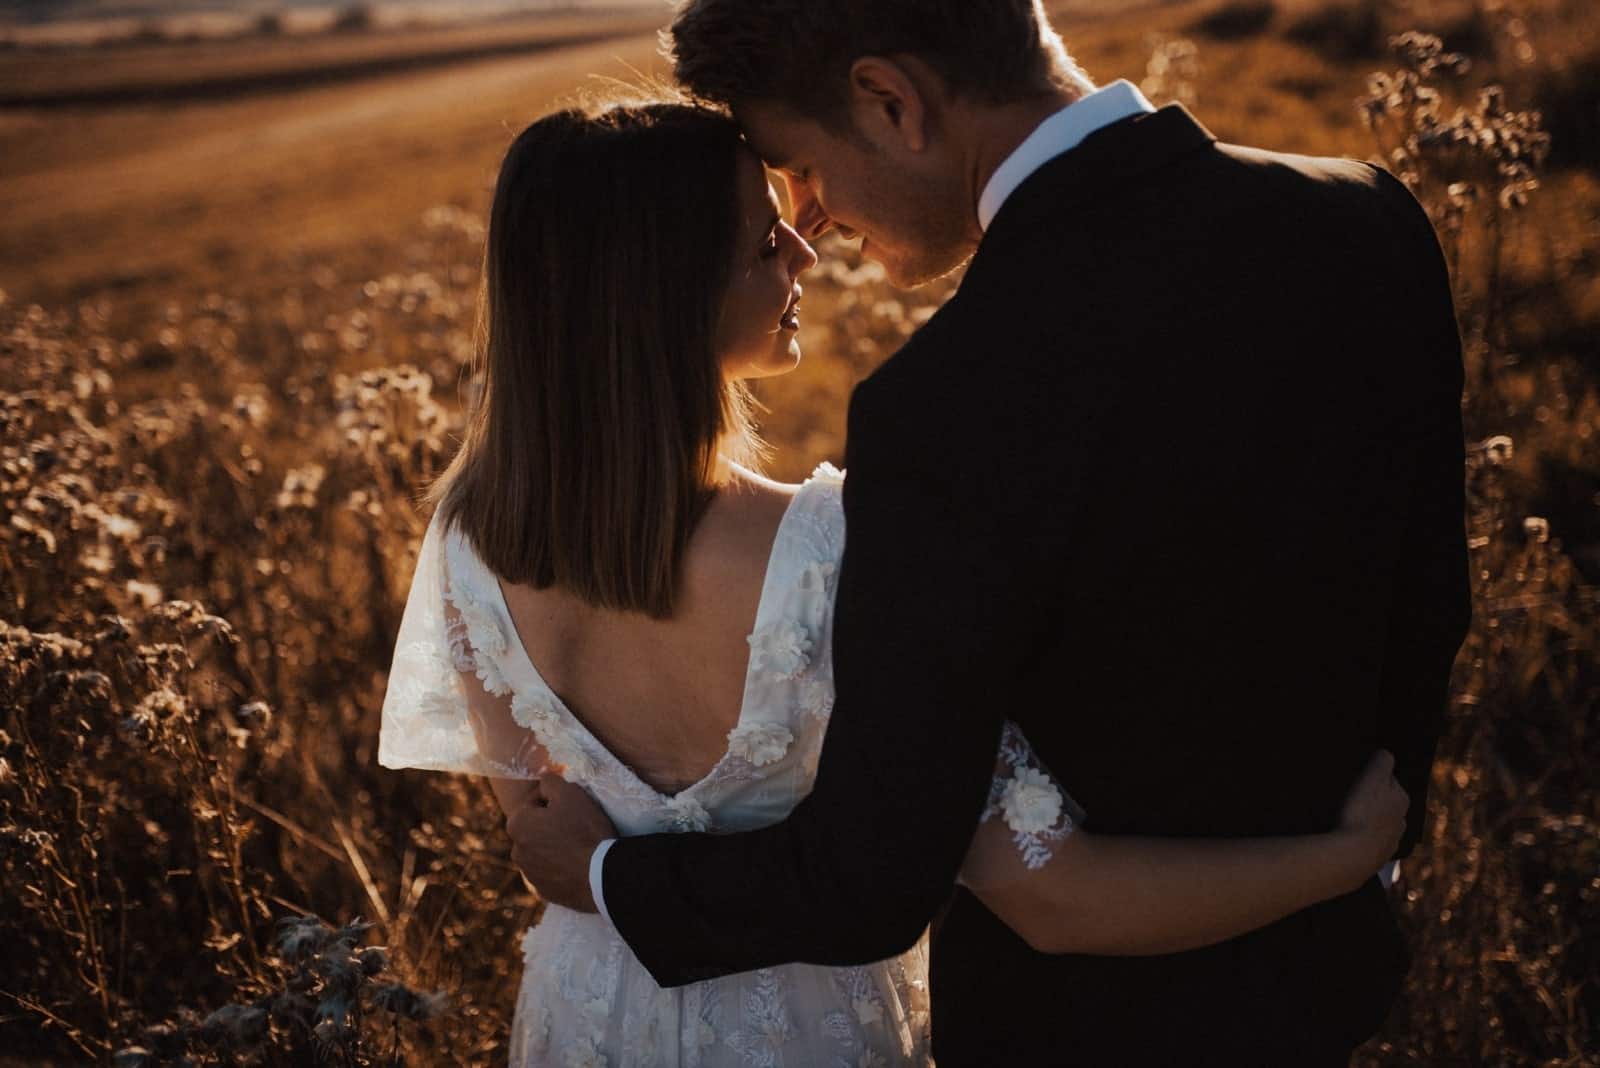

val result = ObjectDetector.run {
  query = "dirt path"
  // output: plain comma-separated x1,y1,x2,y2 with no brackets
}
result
0,27,666,301
0,10,661,106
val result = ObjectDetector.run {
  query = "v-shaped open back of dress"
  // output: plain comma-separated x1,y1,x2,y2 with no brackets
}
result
380,464,934,1066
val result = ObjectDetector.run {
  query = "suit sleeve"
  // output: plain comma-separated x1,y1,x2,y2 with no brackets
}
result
598,359,1077,986
1373,169,1473,858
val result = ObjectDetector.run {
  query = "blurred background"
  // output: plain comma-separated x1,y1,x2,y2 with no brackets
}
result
1,0,1596,1064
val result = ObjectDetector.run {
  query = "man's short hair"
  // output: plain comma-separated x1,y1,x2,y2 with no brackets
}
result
668,0,1088,126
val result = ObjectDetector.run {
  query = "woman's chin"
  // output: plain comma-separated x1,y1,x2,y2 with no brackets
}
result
763,335,804,375
780,337,804,372
726,343,803,382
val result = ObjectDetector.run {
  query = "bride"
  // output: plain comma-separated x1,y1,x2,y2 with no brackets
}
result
378,102,1407,1067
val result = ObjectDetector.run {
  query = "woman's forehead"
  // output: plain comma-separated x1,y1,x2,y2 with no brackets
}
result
733,148,781,227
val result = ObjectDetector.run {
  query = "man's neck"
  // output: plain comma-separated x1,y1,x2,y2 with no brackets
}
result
963,88,1087,240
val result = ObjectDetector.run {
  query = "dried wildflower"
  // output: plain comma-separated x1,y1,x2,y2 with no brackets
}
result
94,614,133,643
312,1015,350,1049
274,463,326,511
200,1003,269,1048
68,669,114,706
230,389,270,428
1484,435,1515,464
148,600,238,647
100,512,141,541
119,709,158,745
1141,36,1200,108
236,700,273,729
267,990,314,1027
315,948,363,991
125,579,164,608
275,914,332,963
372,983,447,1021
316,990,355,1027
332,916,376,944
133,685,187,720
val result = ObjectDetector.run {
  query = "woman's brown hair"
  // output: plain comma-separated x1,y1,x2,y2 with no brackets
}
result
427,103,763,619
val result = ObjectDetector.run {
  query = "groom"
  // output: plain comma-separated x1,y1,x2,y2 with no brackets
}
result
509,1,1471,1063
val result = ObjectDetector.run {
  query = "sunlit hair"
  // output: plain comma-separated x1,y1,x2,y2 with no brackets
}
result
427,103,764,619
667,0,1092,129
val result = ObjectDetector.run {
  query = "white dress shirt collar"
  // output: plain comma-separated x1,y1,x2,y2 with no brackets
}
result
977,79,1158,232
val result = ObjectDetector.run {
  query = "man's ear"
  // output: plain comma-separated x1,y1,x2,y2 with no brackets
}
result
846,56,930,153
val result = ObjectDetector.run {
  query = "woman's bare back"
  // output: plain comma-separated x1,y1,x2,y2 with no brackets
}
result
494,469,799,795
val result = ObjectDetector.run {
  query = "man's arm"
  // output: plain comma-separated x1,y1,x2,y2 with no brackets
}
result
598,354,1090,986
1372,170,1472,857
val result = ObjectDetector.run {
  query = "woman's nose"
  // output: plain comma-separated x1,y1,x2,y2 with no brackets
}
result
791,234,819,276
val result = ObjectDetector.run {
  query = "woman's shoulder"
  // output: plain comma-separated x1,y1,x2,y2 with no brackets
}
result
720,462,843,528
699,463,844,591
777,464,846,574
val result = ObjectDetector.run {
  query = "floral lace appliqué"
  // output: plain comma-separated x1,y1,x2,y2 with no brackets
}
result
1000,767,1064,835
981,722,1084,870
510,691,598,783
747,619,813,679
664,794,713,833
448,588,513,697
724,969,795,1067
796,676,834,722
727,722,794,767
810,461,845,485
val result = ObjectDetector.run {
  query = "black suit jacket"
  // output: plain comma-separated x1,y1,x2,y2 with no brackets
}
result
601,105,1471,1065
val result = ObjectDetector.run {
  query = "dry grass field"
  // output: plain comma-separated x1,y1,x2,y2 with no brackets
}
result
1,0,1597,1064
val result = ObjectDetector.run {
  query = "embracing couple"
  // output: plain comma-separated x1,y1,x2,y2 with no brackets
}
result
379,1,1471,1064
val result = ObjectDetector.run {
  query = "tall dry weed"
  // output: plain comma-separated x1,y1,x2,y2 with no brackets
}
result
1353,30,1597,1067
1,220,531,1065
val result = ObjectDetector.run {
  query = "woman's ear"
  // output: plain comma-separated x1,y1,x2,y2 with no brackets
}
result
846,56,930,153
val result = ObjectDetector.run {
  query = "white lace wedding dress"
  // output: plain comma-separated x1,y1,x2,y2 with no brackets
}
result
379,464,1080,1068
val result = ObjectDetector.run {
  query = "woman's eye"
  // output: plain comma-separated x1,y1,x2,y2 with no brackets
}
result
760,231,779,258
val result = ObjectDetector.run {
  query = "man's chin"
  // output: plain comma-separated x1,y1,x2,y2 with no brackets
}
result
870,249,922,290
885,257,969,290
867,241,971,290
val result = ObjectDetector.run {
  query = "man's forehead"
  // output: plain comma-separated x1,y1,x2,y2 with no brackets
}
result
733,102,809,169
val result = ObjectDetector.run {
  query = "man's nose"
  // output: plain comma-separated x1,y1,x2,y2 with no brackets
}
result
787,180,835,242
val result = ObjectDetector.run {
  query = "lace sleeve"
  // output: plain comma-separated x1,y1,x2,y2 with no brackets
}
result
959,721,1086,888
377,510,542,780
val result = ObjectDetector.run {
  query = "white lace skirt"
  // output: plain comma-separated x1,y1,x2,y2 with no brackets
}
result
510,907,933,1068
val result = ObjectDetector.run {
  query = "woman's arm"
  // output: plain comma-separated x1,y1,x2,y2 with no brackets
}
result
441,598,549,836
960,747,1408,956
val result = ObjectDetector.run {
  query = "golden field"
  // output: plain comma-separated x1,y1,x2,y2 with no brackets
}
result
0,0,1596,1064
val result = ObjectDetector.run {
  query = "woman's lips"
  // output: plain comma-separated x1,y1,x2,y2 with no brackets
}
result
780,286,802,330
